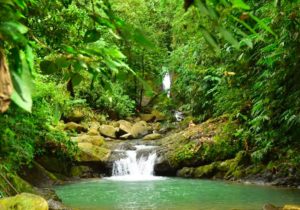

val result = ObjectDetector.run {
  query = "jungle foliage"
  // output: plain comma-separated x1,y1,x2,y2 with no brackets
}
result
0,0,299,186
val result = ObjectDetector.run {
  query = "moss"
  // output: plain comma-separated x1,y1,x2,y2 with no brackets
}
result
177,167,195,178
0,193,48,210
70,166,91,177
194,163,218,178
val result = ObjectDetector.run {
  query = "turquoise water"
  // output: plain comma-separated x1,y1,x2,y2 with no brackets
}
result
55,178,300,210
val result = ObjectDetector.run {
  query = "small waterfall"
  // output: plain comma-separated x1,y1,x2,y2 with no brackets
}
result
163,72,171,97
108,145,165,181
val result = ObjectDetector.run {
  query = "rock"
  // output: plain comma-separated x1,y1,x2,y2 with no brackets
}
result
0,193,48,210
76,142,111,162
177,167,194,178
140,113,155,122
19,161,59,188
120,133,133,139
36,156,70,176
143,133,162,140
154,155,177,176
131,121,149,138
263,204,280,210
99,125,117,138
71,134,105,146
64,109,84,123
140,110,166,122
64,122,87,133
194,163,217,178
87,127,99,136
48,199,71,210
118,120,132,134
70,166,93,178
283,205,300,210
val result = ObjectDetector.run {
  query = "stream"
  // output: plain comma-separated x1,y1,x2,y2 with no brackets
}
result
55,145,300,210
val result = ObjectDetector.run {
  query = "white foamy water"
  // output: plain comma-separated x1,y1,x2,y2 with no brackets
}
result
163,72,171,97
106,145,165,181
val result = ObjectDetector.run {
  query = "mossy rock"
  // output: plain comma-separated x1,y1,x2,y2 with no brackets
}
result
99,125,117,138
194,163,218,178
143,133,162,140
70,166,92,177
177,167,195,178
283,204,300,210
64,122,87,133
72,134,105,146
36,156,71,176
0,193,48,210
19,161,59,188
76,143,111,162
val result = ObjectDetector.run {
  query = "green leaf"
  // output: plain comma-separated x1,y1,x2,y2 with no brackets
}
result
84,29,101,43
230,0,250,10
55,57,70,68
71,73,83,86
11,72,32,112
249,13,277,38
199,26,220,52
218,27,240,49
25,45,34,72
40,60,59,74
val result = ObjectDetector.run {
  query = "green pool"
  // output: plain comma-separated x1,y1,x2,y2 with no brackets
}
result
55,178,300,210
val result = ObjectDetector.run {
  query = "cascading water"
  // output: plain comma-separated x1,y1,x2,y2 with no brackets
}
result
108,145,165,181
163,72,171,98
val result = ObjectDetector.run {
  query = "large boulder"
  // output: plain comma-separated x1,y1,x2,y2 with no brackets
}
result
0,193,48,210
118,120,132,134
99,125,117,138
140,110,166,122
143,133,162,140
71,134,105,146
76,143,111,162
130,121,149,138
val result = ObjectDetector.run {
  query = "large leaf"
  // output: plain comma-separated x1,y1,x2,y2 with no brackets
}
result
40,60,59,74
84,29,101,43
230,0,250,10
199,26,220,52
218,27,240,49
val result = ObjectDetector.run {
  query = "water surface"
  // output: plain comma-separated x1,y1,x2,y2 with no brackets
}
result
55,178,300,210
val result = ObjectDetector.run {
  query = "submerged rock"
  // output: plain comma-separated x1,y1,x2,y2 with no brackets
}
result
263,204,280,210
0,193,48,210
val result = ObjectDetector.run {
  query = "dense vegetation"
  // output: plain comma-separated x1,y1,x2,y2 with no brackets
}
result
0,0,299,197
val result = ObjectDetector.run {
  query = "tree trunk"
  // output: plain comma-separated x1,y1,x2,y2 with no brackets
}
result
0,48,13,113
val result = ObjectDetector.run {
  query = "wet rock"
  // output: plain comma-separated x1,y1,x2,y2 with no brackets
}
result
64,122,87,133
99,125,117,138
194,163,218,178
154,155,177,176
120,133,133,139
71,134,105,146
143,133,162,140
70,166,93,178
0,193,48,210
177,167,194,178
48,199,71,210
76,142,111,162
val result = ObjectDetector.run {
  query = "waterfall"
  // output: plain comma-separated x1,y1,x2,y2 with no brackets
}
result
163,72,171,97
108,145,165,181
